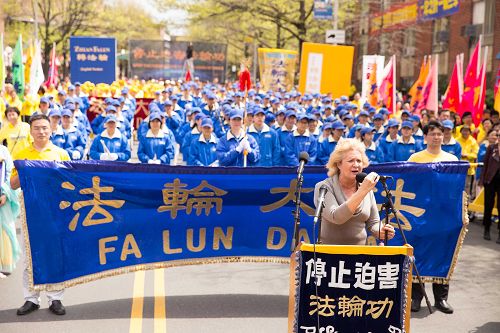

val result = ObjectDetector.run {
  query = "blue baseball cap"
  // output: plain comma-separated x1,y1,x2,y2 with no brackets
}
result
164,100,173,106
387,119,399,128
358,110,370,117
112,99,120,107
322,122,333,130
277,109,286,116
265,113,276,123
373,113,384,121
342,114,354,120
297,114,310,121
402,110,412,116
48,109,61,118
378,108,389,115
150,113,163,122
57,90,66,96
68,85,75,91
191,107,202,114
104,97,114,104
361,126,376,136
106,105,117,113
40,96,50,104
121,87,129,94
195,113,207,121
331,121,346,130
74,82,82,86
254,108,266,116
105,116,118,123
401,120,413,129
201,118,214,128
230,110,244,120
411,115,421,123
442,120,454,130
61,109,72,117
285,111,297,119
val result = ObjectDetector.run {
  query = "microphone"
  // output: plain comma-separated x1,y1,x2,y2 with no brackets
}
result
297,151,309,177
356,172,393,184
313,185,328,225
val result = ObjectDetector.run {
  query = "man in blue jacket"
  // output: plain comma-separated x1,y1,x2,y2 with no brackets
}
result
283,114,318,166
216,110,260,166
440,120,462,159
247,108,281,166
361,126,384,163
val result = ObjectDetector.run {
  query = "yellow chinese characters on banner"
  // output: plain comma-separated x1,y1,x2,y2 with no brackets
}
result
298,42,354,96
258,48,298,92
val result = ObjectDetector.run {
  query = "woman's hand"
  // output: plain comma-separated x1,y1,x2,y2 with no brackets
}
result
358,172,379,194
378,224,396,240
0,194,6,207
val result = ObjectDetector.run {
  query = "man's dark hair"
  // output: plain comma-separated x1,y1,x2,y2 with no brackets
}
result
423,120,444,135
5,106,20,117
29,114,50,125
438,109,450,115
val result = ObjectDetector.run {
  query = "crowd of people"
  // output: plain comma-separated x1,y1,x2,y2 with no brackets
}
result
0,76,499,315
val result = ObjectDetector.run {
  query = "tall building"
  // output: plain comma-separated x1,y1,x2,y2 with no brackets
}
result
348,0,499,91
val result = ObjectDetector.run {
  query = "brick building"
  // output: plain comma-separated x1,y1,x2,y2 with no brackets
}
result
348,0,499,92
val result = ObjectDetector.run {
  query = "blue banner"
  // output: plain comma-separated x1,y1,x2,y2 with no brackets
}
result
314,0,333,20
15,161,468,290
419,0,460,21
70,36,116,84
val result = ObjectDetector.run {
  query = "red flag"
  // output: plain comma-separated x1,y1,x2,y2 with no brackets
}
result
494,63,500,96
379,55,395,113
461,40,481,115
473,54,487,127
185,69,192,82
442,55,463,114
44,43,58,88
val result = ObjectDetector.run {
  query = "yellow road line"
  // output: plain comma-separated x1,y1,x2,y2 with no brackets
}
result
129,270,145,333
154,268,167,333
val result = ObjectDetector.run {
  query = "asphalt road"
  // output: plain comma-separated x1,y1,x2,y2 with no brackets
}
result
0,220,499,333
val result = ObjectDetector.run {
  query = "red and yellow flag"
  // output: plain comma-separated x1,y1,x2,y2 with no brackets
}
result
442,55,463,114
367,62,379,107
379,55,395,113
461,40,481,116
409,57,430,112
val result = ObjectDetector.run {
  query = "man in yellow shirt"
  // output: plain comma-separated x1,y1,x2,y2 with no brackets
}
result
11,114,70,316
408,120,457,315
0,107,32,157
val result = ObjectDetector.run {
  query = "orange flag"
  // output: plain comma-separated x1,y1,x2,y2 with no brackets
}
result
380,55,395,114
410,57,430,112
367,62,379,107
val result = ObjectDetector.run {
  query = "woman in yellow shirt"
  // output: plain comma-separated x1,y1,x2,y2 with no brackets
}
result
0,107,32,157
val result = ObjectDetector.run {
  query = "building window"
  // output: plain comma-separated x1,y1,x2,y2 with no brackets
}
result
432,17,449,53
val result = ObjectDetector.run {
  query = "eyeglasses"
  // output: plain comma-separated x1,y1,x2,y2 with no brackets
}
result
426,132,444,137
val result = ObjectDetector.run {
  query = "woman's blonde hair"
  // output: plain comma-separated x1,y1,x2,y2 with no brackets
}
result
325,138,370,177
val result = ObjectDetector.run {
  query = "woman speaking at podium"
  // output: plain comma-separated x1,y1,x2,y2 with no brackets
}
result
313,138,395,245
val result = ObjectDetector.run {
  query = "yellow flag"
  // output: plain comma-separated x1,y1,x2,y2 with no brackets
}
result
494,86,500,112
24,41,34,86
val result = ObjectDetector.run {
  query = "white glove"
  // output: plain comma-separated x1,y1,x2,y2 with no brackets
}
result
71,151,81,160
235,141,245,153
100,153,111,161
243,140,251,152
109,153,119,161
147,159,156,164
152,159,161,164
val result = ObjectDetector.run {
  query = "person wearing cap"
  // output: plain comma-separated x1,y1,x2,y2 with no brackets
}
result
274,109,286,130
400,110,411,122
137,113,174,165
11,114,69,316
372,113,386,142
341,114,355,137
56,90,67,108
247,108,280,166
181,112,206,163
164,100,182,132
112,99,132,139
308,115,321,141
349,111,370,138
0,107,32,157
456,124,479,181
176,106,198,145
407,121,458,314
48,109,65,148
89,116,131,162
216,110,260,166
318,121,344,165
440,120,462,160
378,119,400,161
361,127,384,163
91,105,127,138
411,115,424,144
278,111,297,164
60,109,85,160
387,120,423,162
189,117,219,166
244,108,254,128
283,113,318,166
202,93,219,116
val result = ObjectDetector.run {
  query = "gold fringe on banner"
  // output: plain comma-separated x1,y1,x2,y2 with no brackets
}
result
412,191,469,284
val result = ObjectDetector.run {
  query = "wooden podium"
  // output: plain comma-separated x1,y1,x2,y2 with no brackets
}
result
288,243,413,333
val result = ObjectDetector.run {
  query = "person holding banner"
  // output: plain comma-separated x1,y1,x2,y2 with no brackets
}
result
408,120,458,314
313,138,395,245
0,144,20,278
10,114,70,316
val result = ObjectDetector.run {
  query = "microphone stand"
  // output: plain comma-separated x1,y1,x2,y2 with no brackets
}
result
380,178,434,314
292,170,304,250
